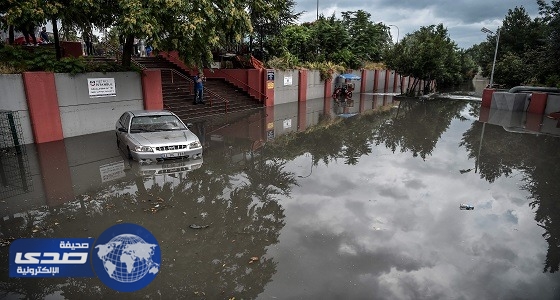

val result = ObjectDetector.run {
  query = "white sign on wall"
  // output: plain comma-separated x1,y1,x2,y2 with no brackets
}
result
284,76,293,86
283,119,292,129
88,78,116,98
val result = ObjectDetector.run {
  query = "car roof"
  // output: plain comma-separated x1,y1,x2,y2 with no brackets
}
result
128,110,175,117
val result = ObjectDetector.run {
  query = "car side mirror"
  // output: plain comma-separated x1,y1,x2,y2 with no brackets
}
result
186,123,193,129
118,127,127,132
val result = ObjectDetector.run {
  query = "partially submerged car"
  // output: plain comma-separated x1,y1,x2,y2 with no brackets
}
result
115,110,203,162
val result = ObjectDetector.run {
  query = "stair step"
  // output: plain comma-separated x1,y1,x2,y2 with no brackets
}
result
131,56,263,122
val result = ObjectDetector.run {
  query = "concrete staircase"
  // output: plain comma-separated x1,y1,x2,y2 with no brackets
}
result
132,56,264,121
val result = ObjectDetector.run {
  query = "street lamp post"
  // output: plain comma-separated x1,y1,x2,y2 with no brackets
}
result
389,24,399,43
481,27,500,88
298,154,314,179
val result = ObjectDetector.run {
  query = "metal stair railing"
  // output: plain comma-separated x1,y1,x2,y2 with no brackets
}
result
161,69,229,113
212,68,268,102
161,51,267,102
99,41,146,70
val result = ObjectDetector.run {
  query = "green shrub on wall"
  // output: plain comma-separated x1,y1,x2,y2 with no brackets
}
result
266,53,300,70
0,45,138,75
265,53,346,81
301,61,345,81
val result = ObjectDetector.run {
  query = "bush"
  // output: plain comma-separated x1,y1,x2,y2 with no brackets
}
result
0,44,138,75
266,52,300,70
330,49,362,69
265,54,347,81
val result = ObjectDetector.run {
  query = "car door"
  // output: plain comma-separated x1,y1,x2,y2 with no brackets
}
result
116,112,131,149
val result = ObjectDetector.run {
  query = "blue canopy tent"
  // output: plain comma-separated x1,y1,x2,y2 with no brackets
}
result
337,74,361,81
333,74,361,100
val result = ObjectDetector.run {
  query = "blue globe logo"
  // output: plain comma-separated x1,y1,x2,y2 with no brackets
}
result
92,224,161,292
95,234,159,283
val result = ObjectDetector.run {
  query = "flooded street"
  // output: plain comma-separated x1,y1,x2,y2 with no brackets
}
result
1,91,560,299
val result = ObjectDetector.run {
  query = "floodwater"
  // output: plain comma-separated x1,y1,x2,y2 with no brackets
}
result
1,84,560,299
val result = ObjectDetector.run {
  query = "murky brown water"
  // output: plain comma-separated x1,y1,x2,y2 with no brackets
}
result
1,92,560,299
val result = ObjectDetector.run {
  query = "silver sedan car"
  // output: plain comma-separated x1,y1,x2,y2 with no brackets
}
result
115,110,203,162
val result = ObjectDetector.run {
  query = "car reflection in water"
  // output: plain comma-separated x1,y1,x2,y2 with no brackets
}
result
130,157,204,177
107,142,204,182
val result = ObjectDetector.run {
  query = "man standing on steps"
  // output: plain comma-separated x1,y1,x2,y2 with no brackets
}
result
193,72,205,105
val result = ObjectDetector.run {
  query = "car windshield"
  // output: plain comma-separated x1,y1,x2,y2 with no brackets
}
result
129,115,187,133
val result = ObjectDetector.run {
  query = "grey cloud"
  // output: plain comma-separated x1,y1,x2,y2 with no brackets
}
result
403,178,426,190
378,186,410,200
294,0,540,48
503,209,519,224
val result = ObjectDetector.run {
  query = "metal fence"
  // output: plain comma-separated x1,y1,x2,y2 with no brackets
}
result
0,110,32,199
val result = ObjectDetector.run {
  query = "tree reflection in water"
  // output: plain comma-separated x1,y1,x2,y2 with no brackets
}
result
374,99,469,160
2,98,560,299
461,121,560,273
0,141,295,298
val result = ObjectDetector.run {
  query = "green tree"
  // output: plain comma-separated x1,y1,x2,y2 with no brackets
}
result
247,0,302,60
474,6,546,87
1,0,255,68
493,52,527,87
500,6,543,55
268,24,314,61
341,10,390,64
311,14,351,63
384,24,463,94
101,0,253,67
537,0,560,87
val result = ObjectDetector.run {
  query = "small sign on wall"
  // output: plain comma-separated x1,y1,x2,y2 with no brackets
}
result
267,130,275,141
267,81,274,89
88,78,116,98
267,70,275,81
284,76,292,86
283,119,292,129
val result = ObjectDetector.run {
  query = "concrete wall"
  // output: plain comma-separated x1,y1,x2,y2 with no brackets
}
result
270,101,299,136
490,92,529,111
274,70,299,105
376,71,387,92
545,94,560,114
65,131,128,196
306,70,324,100
0,72,143,143
0,74,34,144
305,98,327,127
364,70,375,92
55,72,143,138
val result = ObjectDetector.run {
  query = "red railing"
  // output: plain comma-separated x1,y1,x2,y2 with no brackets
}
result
212,68,268,102
159,51,267,102
161,69,229,114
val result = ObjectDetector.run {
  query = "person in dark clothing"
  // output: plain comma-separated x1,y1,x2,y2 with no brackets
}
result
193,72,205,104
40,27,50,43
83,30,94,55
21,24,37,46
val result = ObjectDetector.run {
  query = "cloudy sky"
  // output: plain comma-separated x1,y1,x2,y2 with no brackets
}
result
293,0,542,49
